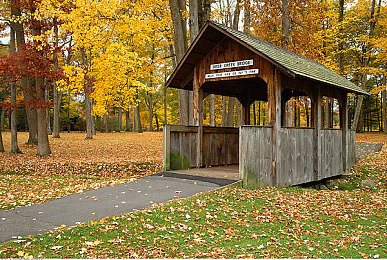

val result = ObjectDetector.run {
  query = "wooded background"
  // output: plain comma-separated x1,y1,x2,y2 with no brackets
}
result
0,0,386,155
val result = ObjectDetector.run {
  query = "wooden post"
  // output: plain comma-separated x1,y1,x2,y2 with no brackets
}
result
241,103,251,125
340,92,348,171
163,124,171,171
193,66,203,167
312,86,322,181
268,67,282,186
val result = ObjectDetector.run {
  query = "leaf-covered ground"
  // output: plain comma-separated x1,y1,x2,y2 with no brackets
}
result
329,139,386,192
0,132,163,210
0,187,385,258
356,132,387,143
0,133,386,258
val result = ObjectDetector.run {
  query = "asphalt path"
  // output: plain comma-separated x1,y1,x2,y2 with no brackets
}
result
0,172,235,243
0,142,383,243
356,142,384,160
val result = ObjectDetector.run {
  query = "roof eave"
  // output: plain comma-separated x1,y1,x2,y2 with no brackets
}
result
296,74,370,96
165,23,213,89
208,22,296,78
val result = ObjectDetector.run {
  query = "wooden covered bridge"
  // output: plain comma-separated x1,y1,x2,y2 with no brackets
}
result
163,21,368,188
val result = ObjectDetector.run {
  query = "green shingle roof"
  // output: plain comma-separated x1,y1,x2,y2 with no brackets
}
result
211,21,368,95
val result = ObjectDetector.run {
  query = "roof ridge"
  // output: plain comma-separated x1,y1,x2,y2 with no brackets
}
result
207,20,368,95
208,20,326,69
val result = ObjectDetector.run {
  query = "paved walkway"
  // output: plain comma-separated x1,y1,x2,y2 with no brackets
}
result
356,142,384,160
0,172,236,243
0,143,382,244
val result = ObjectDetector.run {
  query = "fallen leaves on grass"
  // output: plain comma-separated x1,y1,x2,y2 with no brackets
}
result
356,133,387,144
336,144,387,191
0,132,163,210
0,187,385,258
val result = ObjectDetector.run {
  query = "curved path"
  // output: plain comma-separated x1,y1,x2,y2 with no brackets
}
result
355,142,384,160
0,172,235,243
0,142,383,244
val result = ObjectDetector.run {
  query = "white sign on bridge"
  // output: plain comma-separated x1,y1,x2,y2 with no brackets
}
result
205,69,259,79
210,59,254,70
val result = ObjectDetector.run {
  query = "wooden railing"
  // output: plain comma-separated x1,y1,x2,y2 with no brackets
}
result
163,125,239,171
240,126,357,188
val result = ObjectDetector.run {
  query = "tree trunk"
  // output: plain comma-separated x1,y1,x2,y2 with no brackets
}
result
189,0,199,43
10,82,21,153
382,77,386,134
133,108,137,132
155,113,160,131
244,0,251,33
149,93,153,131
12,1,38,145
67,88,71,133
92,115,96,135
253,102,256,125
135,106,142,133
29,12,51,155
281,0,291,48
376,95,381,131
52,19,61,138
209,94,215,126
126,110,130,131
236,100,242,126
338,0,345,75
305,101,310,127
0,107,4,151
198,0,211,28
103,114,109,133
85,91,93,139
0,121,4,152
169,0,189,126
188,0,199,126
325,100,332,128
357,109,364,133
35,76,51,155
352,0,381,130
227,97,235,126
117,107,122,132
221,96,227,127
45,87,52,135
0,109,5,131
9,27,21,153
178,91,189,125
232,0,241,29
293,101,297,127
164,85,168,125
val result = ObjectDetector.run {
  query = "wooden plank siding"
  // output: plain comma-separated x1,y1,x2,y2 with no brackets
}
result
239,126,355,187
170,127,198,170
320,129,343,179
348,130,356,169
202,127,239,166
277,128,314,186
239,126,273,188
164,125,239,171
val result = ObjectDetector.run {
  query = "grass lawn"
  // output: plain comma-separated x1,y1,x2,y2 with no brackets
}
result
0,132,163,210
0,187,385,258
0,132,386,258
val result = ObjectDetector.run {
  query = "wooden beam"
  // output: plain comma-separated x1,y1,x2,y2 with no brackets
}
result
241,103,250,125
163,124,171,171
193,66,203,167
340,92,348,171
267,66,282,186
312,86,322,181
273,69,282,186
